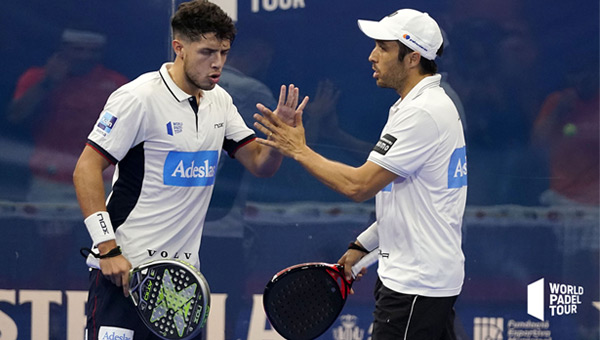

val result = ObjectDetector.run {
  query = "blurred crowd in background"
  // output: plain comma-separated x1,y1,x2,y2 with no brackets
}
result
0,0,597,209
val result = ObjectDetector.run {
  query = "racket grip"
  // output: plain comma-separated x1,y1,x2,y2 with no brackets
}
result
350,248,379,278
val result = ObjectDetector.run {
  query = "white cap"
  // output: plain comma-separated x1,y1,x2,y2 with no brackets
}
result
358,9,443,60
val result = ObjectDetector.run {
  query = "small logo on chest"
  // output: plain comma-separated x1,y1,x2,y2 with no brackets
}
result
166,121,183,136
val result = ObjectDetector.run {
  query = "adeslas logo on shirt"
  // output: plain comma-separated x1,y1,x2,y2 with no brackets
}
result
163,151,218,187
98,326,133,340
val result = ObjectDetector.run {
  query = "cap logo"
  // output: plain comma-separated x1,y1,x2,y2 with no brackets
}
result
402,34,428,52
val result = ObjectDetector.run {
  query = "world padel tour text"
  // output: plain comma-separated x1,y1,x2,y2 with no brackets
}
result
548,282,583,316
251,0,305,12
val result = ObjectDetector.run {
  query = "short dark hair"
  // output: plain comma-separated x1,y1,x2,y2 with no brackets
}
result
396,41,443,75
171,0,236,43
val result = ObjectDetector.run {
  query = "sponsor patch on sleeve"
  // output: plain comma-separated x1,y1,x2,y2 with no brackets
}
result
373,134,397,155
448,146,467,188
97,112,118,134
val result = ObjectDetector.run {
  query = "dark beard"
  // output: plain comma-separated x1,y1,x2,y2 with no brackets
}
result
184,62,215,91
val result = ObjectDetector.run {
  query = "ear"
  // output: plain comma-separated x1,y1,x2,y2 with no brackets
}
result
407,52,421,67
172,39,184,59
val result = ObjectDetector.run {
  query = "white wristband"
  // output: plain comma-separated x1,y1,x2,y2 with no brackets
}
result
84,211,116,247
356,221,379,252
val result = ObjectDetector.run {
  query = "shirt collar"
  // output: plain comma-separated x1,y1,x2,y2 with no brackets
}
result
392,74,442,109
159,62,193,103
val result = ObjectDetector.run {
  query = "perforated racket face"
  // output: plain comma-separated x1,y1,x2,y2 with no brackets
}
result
263,264,350,340
129,260,210,340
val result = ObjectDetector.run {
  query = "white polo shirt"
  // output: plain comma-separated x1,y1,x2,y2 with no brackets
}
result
86,63,255,270
359,74,467,297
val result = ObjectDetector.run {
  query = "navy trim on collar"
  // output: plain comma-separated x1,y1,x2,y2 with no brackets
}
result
159,70,180,102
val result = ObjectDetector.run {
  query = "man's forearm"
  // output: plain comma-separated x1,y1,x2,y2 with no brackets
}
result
255,145,284,177
293,145,368,202
73,147,111,218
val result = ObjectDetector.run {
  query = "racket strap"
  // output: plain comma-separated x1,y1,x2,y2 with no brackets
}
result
347,241,369,253
80,246,122,259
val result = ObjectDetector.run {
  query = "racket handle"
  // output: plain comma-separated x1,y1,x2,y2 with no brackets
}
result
350,248,379,278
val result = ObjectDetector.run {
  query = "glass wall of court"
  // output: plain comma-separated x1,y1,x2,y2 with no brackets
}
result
0,0,597,339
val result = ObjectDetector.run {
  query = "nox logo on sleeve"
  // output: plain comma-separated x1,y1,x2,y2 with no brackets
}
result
373,134,397,155
163,151,219,187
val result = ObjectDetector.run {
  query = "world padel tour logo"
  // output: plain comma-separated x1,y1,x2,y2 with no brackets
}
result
166,121,183,136
528,278,584,321
211,0,306,18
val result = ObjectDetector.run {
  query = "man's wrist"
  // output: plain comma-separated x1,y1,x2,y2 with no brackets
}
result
84,211,116,247
97,240,118,255
348,241,369,253
293,144,312,163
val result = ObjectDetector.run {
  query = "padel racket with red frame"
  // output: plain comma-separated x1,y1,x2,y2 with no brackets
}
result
263,250,379,340
128,259,211,340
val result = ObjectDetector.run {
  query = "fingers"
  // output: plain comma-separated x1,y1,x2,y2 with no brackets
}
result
275,84,305,108
295,110,304,128
256,103,278,123
254,110,279,133
297,96,309,113
105,271,129,297
253,119,272,138
338,253,354,282
254,103,288,135
100,256,132,297
277,85,286,109
277,84,298,108
253,117,285,146
353,267,367,282
337,253,347,266
122,272,130,297
254,137,276,148
344,266,354,282
288,85,299,109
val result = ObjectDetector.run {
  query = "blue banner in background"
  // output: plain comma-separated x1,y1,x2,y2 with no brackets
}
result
0,204,598,340
0,0,598,339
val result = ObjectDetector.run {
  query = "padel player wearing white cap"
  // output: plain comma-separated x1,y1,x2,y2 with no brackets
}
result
254,8,467,340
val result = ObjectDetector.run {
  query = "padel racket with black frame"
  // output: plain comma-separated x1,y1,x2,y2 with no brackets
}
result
263,250,379,340
128,259,211,340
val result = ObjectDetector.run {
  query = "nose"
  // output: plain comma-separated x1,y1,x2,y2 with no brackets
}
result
212,55,223,69
368,47,377,63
